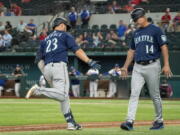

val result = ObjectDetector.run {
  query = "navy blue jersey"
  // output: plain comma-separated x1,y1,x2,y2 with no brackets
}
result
39,30,80,65
130,24,168,62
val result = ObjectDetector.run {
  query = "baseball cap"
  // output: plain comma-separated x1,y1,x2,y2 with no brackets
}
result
114,64,119,67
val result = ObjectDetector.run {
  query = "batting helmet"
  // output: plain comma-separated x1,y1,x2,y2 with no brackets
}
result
52,17,71,31
131,8,145,22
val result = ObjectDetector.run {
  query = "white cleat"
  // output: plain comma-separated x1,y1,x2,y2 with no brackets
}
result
67,123,82,130
25,84,39,99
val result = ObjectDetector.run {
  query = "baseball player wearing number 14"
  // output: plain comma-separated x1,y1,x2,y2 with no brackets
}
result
25,17,101,130
120,8,173,131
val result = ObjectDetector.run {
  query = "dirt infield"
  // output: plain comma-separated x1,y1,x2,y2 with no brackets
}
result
0,120,180,132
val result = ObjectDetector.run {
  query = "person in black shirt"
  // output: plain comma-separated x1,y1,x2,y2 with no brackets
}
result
12,64,24,97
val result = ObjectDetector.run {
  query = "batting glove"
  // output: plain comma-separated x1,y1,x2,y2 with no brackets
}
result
88,60,101,70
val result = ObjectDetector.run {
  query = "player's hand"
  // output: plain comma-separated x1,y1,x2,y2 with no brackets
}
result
120,67,128,80
88,60,101,70
162,65,173,78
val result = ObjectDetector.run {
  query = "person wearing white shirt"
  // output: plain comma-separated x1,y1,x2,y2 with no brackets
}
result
3,30,12,47
107,64,121,98
0,21,5,32
17,20,27,32
86,68,99,97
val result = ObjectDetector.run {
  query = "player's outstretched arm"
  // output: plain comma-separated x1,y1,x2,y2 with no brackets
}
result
75,49,101,70
161,45,173,78
121,49,135,79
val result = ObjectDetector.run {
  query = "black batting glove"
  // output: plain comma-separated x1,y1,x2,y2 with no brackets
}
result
88,59,101,70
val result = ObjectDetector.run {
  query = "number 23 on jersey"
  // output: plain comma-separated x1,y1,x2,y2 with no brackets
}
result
46,38,58,53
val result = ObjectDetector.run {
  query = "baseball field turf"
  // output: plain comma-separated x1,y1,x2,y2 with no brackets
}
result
0,98,180,135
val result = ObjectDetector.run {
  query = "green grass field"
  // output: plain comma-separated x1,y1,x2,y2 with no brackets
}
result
0,98,180,135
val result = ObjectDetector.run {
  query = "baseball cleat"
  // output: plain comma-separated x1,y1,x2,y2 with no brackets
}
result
120,121,133,131
150,121,164,130
25,84,39,99
67,123,82,130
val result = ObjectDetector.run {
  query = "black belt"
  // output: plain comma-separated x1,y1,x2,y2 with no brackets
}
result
136,59,157,65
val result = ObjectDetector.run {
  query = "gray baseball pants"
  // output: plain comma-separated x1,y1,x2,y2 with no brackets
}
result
34,62,70,114
126,59,163,123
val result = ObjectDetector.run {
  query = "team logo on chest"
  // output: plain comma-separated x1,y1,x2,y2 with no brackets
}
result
134,35,153,45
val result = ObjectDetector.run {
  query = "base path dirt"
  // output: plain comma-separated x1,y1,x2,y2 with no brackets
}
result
0,120,180,132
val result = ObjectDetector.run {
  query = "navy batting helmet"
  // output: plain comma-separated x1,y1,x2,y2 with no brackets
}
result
52,17,71,30
131,8,145,22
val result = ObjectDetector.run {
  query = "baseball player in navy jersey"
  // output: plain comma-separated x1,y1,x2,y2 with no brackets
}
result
25,17,101,130
120,8,173,131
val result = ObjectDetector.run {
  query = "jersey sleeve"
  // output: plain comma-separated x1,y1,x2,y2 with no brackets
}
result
66,34,80,52
130,33,136,50
156,28,168,46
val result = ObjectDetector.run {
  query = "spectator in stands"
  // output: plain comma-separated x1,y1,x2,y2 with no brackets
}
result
160,79,173,98
10,3,22,16
0,2,7,16
147,17,154,24
83,32,93,47
173,12,180,32
26,19,37,35
80,7,91,28
0,22,5,34
86,68,99,97
93,32,103,47
17,20,27,32
69,66,81,97
12,64,25,97
68,7,78,29
0,34,5,51
0,71,6,97
161,10,171,32
122,2,134,13
106,30,119,47
108,0,121,14
117,20,127,41
5,21,13,32
130,0,149,7
75,34,84,46
39,29,47,41
125,24,136,46
3,30,12,48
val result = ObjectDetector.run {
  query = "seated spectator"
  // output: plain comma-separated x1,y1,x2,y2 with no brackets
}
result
122,2,134,13
108,0,121,14
39,29,47,41
106,30,119,47
5,21,13,32
117,20,127,41
75,34,85,46
3,30,12,48
17,20,27,32
161,9,171,32
130,0,149,7
80,7,91,28
173,12,180,32
0,34,5,51
83,32,93,47
68,7,78,29
0,22,5,34
0,2,7,16
26,19,37,35
93,32,103,47
10,3,22,16
160,79,173,98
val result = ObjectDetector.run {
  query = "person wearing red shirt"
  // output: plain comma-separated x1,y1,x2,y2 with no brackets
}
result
10,3,22,16
173,12,180,32
161,11,171,32
39,30,47,41
130,0,149,7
